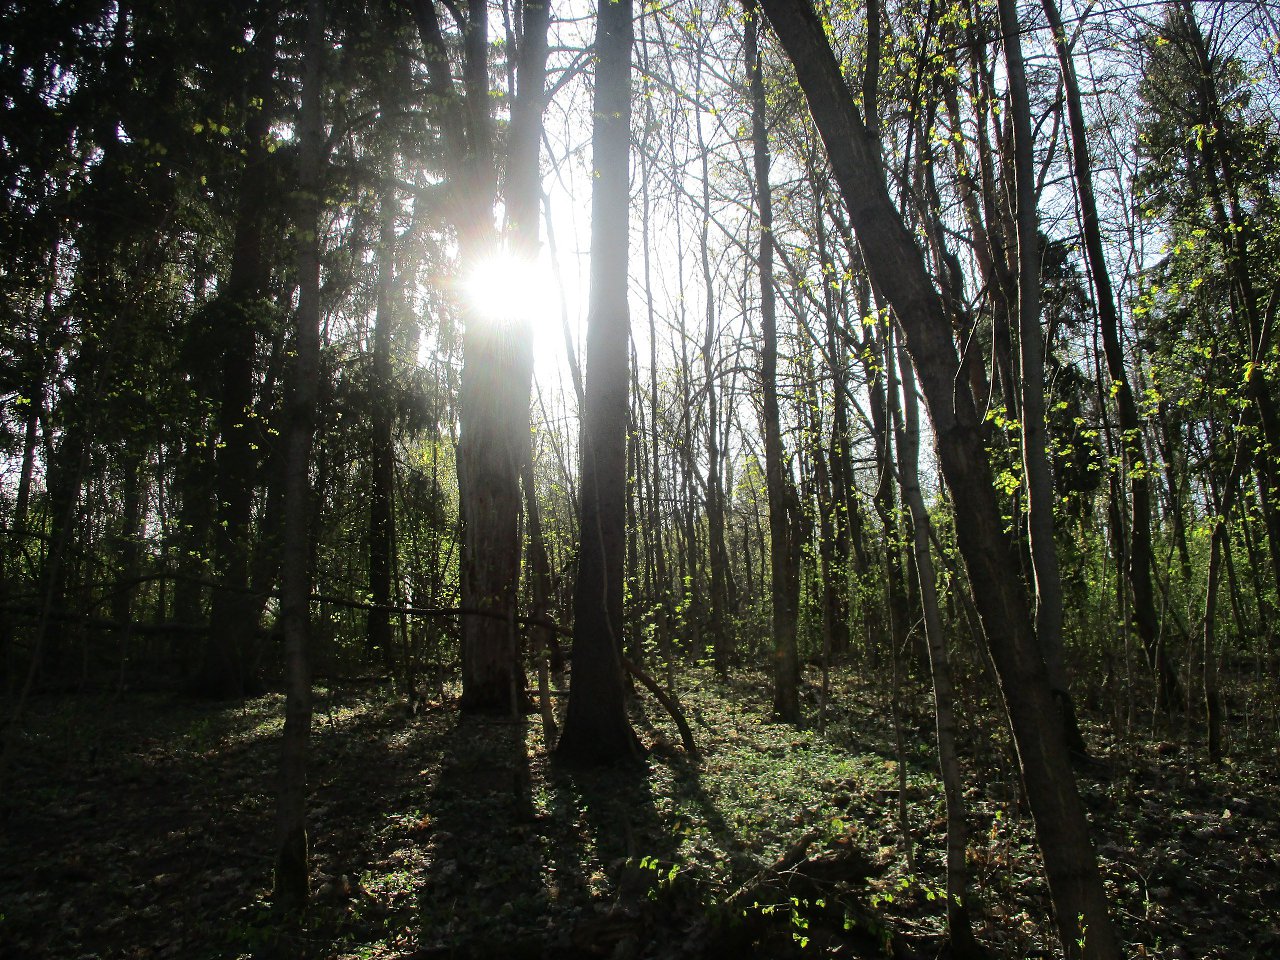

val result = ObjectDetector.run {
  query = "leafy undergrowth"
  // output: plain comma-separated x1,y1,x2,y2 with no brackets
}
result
1,666,1277,959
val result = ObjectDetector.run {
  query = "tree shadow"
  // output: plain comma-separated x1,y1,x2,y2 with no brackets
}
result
411,704,690,958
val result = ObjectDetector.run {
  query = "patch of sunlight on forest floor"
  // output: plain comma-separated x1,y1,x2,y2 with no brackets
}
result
1,666,1277,958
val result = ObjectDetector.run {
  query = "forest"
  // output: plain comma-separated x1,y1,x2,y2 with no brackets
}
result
1,0,1279,956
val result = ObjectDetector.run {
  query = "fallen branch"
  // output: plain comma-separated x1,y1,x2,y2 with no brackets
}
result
0,604,207,635
622,655,698,757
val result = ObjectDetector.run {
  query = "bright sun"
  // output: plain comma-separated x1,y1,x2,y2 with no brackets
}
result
463,250,556,326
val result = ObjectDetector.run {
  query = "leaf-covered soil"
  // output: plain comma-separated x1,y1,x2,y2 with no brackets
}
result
1,667,1277,959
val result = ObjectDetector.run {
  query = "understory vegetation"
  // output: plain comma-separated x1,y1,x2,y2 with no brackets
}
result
2,668,1277,958
5,0,1280,956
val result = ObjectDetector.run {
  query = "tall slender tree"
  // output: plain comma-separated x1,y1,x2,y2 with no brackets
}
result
274,0,325,911
555,0,643,766
745,1,800,723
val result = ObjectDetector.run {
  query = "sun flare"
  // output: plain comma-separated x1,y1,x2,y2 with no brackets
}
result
463,250,556,326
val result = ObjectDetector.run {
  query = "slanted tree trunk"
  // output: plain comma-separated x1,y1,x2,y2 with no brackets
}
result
555,0,642,765
273,0,324,912
754,1,1120,954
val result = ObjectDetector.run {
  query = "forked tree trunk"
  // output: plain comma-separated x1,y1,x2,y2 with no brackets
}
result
754,1,1120,955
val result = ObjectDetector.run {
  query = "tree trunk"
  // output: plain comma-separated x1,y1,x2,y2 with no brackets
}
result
638,20,673,681
368,184,398,680
1041,0,1181,714
555,0,642,766
746,1,800,723
893,336,982,958
273,0,324,912
692,53,731,675
198,24,279,700
998,0,1082,754
754,2,1121,954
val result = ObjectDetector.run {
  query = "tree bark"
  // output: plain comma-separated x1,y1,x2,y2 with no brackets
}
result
554,0,642,766
638,15,673,682
746,0,800,723
998,0,1082,753
368,184,399,680
198,20,279,699
893,336,981,958
273,0,324,912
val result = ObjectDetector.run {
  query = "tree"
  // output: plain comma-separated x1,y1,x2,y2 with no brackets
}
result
745,0,801,724
753,0,1122,953
1041,0,1183,714
196,11,282,700
273,0,325,912
555,0,643,766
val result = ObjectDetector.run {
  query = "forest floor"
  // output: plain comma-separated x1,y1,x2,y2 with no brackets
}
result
1,665,1277,959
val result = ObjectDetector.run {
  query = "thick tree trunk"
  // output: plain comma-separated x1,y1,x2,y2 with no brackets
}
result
450,0,527,712
411,0,530,715
554,0,642,766
198,27,279,700
754,2,1120,955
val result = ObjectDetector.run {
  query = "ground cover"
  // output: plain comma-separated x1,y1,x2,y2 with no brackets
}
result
1,667,1276,958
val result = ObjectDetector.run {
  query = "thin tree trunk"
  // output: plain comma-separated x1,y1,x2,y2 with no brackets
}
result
1041,0,1180,714
110,457,147,688
746,0,800,722
273,0,324,912
998,0,1082,753
692,50,731,674
368,185,399,682
638,19,673,682
199,23,279,699
893,335,981,958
